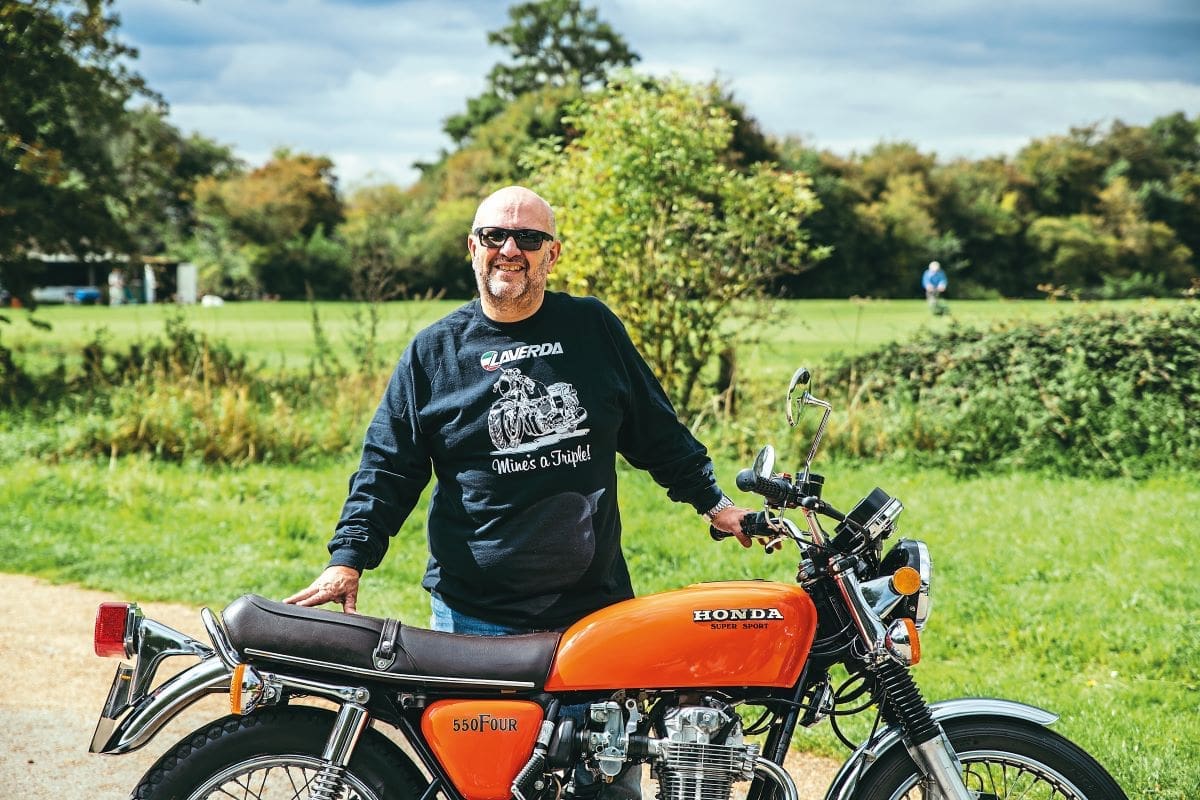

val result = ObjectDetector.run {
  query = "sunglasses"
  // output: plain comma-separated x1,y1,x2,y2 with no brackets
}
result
473,227,555,251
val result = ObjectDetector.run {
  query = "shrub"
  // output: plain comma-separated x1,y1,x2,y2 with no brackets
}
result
0,313,383,465
815,303,1199,476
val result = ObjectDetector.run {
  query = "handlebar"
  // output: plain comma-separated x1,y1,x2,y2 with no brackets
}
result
735,468,847,522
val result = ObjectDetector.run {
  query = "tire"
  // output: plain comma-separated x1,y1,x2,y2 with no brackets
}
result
852,716,1128,800
132,706,424,800
488,402,523,449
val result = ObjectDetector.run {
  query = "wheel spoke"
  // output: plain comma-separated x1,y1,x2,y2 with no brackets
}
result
185,756,377,800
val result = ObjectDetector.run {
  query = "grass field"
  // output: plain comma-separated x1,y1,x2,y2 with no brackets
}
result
2,297,1195,797
3,296,1177,377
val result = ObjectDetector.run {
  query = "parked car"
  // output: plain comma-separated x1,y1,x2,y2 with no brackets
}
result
31,285,102,304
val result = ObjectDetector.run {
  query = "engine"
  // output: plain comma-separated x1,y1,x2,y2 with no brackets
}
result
582,698,759,800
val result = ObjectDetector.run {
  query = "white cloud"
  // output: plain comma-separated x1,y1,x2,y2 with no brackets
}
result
114,0,1200,185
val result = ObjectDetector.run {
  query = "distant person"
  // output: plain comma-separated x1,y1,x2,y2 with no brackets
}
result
922,260,947,315
107,269,125,306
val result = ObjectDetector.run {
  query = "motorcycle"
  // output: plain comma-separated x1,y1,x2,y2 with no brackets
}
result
488,368,588,450
89,367,1127,800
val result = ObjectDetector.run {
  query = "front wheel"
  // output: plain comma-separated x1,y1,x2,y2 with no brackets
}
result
853,717,1127,800
132,706,423,800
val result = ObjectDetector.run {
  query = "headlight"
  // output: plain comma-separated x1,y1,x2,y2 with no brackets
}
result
878,539,933,631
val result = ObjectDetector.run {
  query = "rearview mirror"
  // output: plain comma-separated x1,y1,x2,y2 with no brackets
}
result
752,445,775,480
786,367,812,427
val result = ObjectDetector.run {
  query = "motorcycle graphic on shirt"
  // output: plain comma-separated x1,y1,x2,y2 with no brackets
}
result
487,368,589,453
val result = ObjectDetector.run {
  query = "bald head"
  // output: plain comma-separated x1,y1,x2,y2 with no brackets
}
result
472,186,556,236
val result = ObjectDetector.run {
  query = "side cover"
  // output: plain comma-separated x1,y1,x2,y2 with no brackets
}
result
545,581,817,690
421,699,544,800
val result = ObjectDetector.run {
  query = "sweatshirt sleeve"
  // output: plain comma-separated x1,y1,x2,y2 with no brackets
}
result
603,305,724,514
327,349,433,570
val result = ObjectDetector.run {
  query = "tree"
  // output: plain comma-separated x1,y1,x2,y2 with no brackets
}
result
931,157,1031,297
1014,127,1110,216
528,77,826,414
0,0,153,300
444,0,638,144
1026,215,1119,287
113,106,240,257
190,150,347,298
1096,177,1193,289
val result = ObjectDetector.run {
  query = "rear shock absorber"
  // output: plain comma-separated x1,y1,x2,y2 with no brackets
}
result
875,661,938,744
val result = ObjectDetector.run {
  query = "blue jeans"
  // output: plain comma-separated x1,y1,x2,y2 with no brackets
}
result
429,592,540,635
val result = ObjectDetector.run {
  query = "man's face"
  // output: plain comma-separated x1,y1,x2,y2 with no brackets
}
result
468,194,560,320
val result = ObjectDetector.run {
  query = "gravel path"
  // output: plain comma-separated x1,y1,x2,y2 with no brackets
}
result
0,573,840,799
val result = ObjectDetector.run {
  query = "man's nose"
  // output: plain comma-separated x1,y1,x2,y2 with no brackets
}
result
499,235,523,257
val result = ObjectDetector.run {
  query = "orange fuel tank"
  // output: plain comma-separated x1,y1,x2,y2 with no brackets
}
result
421,699,544,800
545,581,817,691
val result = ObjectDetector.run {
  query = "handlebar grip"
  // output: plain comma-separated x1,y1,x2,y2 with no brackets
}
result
736,469,797,506
711,512,777,542
709,524,734,542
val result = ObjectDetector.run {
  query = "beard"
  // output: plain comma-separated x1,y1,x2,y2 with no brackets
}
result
476,251,549,312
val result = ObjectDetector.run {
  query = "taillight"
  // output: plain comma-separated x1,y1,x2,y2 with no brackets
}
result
95,602,133,658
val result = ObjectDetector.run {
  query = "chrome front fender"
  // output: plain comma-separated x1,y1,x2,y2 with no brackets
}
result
91,656,231,755
823,698,1059,800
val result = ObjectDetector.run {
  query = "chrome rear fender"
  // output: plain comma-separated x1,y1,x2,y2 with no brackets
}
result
822,698,1059,800
91,655,231,754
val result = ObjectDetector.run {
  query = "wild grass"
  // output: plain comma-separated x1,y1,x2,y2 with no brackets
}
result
0,455,1194,797
1,300,451,372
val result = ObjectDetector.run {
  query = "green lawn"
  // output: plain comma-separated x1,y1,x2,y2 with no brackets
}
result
3,296,1179,376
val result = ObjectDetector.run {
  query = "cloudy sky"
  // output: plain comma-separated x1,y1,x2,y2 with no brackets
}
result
115,0,1200,188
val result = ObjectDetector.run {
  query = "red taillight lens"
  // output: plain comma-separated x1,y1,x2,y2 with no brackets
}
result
95,602,131,658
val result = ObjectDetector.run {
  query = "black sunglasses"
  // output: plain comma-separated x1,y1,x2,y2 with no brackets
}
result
473,226,555,251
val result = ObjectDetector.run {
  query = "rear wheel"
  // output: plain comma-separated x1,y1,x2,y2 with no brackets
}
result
133,706,423,800
852,717,1127,800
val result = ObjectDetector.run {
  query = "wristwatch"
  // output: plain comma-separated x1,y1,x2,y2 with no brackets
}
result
702,495,734,523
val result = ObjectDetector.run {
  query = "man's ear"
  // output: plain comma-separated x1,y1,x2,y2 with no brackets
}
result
467,234,477,259
546,240,561,273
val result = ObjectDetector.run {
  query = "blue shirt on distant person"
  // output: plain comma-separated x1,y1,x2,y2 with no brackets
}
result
922,261,947,293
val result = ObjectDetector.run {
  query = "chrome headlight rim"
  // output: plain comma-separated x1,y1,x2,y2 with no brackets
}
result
913,539,932,631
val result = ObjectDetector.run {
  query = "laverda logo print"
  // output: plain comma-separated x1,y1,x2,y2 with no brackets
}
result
480,342,564,371
487,368,589,456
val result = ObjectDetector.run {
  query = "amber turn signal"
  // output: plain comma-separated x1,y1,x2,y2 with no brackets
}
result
229,664,246,715
884,617,921,666
891,566,922,597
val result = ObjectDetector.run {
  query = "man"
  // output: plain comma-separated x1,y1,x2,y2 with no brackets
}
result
922,260,947,314
285,186,751,634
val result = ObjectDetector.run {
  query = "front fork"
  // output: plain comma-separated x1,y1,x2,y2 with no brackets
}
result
822,551,973,800
876,660,973,800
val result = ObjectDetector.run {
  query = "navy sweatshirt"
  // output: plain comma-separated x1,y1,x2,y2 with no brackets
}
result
328,292,723,629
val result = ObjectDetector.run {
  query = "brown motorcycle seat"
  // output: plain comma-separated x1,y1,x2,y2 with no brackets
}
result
221,594,561,690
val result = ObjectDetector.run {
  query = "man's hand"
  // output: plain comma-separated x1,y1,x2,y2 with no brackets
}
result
710,505,754,548
283,565,361,613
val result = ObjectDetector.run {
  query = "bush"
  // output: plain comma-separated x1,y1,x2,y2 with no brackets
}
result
0,312,383,465
817,303,1199,476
